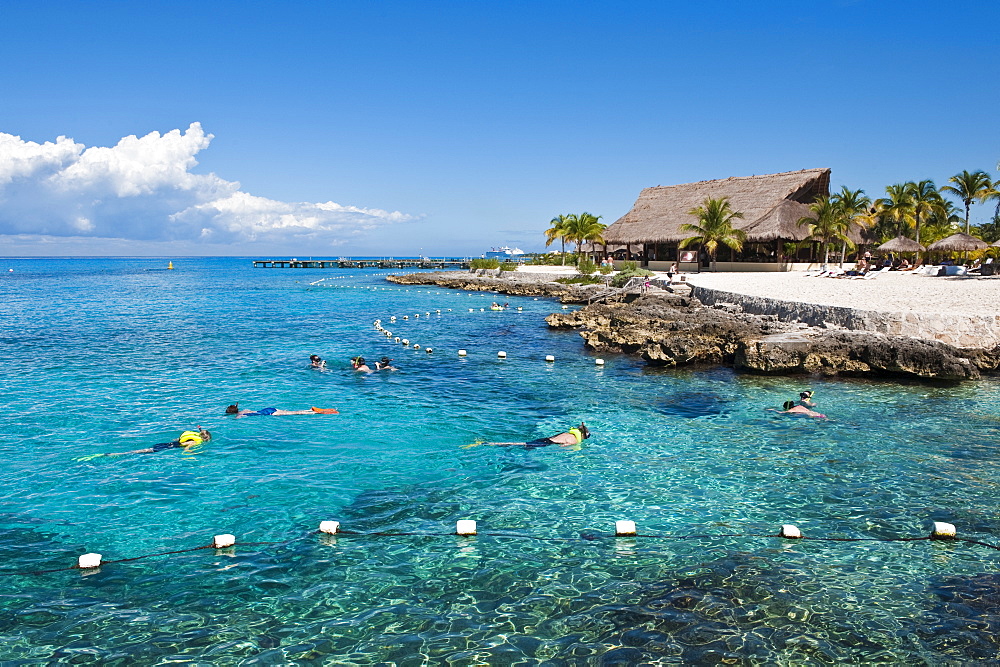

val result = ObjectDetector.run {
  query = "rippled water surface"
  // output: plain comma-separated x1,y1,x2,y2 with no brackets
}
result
1,257,999,664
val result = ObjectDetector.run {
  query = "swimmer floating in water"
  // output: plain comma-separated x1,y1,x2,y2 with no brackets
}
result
796,390,817,408
225,403,338,417
465,423,591,450
375,356,398,371
351,356,373,373
75,427,211,461
770,400,827,419
310,354,327,370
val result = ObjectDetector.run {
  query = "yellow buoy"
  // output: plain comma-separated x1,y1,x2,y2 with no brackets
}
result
167,261,174,270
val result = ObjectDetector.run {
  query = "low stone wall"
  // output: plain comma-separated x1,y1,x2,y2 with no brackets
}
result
690,285,1000,350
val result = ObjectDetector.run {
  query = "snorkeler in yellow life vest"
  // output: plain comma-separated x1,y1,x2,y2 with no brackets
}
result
74,428,211,461
464,423,591,450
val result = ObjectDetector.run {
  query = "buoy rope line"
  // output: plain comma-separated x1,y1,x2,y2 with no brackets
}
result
2,523,995,578
368,297,588,363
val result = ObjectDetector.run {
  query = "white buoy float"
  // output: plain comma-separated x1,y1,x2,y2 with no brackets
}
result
562,305,568,309
319,520,340,535
469,308,474,312
517,307,522,311
456,520,477,535
403,315,409,320
930,521,957,540
413,344,420,350
426,348,433,353
78,552,102,569
402,339,409,346
458,350,467,356
497,351,507,358
779,524,802,539
595,358,605,365
615,520,637,536
394,337,400,343
213,534,236,548
545,355,555,362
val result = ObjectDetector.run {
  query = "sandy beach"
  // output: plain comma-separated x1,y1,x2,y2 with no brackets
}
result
516,265,1000,317
683,270,1000,316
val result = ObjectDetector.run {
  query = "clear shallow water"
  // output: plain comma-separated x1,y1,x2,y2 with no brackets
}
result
1,257,999,663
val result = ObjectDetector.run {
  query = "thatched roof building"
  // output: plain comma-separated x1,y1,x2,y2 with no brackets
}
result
604,168,831,244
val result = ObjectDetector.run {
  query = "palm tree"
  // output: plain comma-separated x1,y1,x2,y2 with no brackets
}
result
564,212,605,259
941,170,994,234
876,183,914,238
545,214,571,265
797,196,847,268
830,186,871,266
905,179,944,247
922,199,962,244
679,197,746,272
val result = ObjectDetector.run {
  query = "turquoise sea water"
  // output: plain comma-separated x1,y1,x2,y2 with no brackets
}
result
1,256,999,664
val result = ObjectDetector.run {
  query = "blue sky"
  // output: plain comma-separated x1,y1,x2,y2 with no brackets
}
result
1,0,997,256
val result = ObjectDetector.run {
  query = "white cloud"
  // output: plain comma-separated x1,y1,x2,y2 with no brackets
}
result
0,123,414,246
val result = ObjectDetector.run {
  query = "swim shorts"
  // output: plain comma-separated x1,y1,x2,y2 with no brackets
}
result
245,407,279,416
152,441,182,452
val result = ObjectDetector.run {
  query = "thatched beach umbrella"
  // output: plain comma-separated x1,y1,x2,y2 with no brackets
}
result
927,233,988,252
878,236,925,253
992,239,1000,248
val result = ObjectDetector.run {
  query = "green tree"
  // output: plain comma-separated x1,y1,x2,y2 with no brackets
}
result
922,199,963,244
905,179,946,247
798,196,847,268
679,197,746,272
564,212,605,259
545,214,571,265
876,183,914,238
830,186,871,266
941,170,994,234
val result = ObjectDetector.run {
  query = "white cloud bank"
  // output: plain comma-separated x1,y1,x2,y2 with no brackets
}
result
0,123,413,248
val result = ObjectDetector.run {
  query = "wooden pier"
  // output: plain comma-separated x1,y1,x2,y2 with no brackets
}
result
252,258,471,270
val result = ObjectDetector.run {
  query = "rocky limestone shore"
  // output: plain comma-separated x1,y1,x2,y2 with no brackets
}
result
547,296,1000,380
388,271,1000,380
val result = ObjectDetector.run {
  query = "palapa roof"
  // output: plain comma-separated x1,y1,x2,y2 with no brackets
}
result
603,168,831,244
927,233,988,252
879,236,926,253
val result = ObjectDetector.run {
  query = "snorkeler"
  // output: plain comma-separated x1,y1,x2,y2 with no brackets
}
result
375,356,398,371
351,356,373,373
465,423,591,450
772,400,827,419
796,390,816,408
225,404,338,417
75,427,211,460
